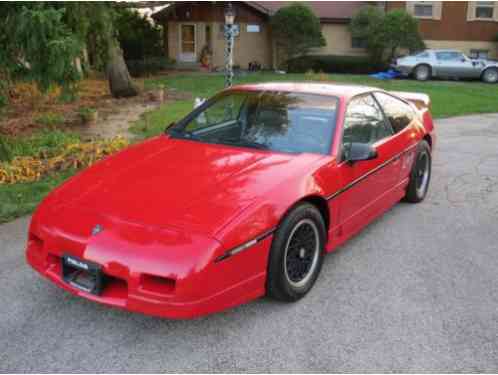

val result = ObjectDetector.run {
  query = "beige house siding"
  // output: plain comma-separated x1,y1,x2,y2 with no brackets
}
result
312,24,367,57
167,21,272,69
167,21,179,61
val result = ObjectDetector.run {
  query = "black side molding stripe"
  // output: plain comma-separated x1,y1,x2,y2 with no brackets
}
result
326,143,418,201
215,228,276,263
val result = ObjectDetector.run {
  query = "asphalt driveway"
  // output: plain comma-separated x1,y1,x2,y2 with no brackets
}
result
1,114,497,372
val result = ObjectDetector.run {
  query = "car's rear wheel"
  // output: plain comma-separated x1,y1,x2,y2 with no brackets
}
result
267,203,326,302
481,68,498,84
414,64,431,81
405,140,431,203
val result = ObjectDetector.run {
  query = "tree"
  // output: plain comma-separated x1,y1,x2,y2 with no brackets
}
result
1,4,82,95
270,3,325,68
0,3,138,101
0,4,83,161
349,6,385,63
115,8,163,61
382,10,425,61
62,3,138,98
350,6,425,63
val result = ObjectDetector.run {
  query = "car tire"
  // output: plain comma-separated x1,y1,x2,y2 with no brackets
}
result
413,64,431,81
266,203,326,302
405,140,432,203
481,68,498,84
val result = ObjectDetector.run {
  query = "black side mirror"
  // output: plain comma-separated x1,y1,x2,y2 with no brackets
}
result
346,142,378,164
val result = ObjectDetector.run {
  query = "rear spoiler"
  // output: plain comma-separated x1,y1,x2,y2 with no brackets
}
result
389,91,431,111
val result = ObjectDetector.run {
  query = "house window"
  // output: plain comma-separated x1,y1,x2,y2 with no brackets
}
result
470,49,489,59
413,2,434,17
247,24,261,33
475,1,494,19
351,37,367,49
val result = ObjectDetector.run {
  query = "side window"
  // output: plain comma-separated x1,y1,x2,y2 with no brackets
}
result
185,93,247,132
374,92,415,133
435,51,464,61
343,94,392,148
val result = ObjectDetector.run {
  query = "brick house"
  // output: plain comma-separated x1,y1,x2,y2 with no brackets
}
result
386,1,498,59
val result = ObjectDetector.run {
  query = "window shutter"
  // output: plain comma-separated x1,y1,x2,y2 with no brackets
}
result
433,2,442,20
494,1,498,21
467,1,476,21
406,2,415,15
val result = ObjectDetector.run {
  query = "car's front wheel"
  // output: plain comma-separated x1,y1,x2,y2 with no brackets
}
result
267,203,326,302
413,64,431,81
481,68,498,84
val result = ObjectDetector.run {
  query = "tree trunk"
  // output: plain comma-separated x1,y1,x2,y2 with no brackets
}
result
106,40,138,98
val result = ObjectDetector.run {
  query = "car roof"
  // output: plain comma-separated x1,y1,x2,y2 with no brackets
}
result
423,49,462,53
229,82,377,100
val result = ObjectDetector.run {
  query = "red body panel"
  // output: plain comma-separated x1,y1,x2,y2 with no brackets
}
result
26,83,435,319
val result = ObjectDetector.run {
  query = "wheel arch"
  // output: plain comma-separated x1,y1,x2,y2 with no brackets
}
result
481,66,498,81
282,195,330,237
423,134,432,149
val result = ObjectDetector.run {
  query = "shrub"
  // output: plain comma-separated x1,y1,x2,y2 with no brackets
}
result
287,55,388,74
0,137,11,162
77,107,98,124
271,3,325,68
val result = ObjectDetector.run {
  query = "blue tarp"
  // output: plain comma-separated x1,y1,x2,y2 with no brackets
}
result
369,69,401,80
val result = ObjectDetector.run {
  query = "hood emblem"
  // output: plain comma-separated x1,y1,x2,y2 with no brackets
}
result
91,224,103,236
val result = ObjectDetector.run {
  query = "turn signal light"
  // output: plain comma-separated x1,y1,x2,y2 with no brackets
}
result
140,274,175,295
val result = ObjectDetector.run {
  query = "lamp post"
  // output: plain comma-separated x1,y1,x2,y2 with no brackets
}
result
224,3,236,88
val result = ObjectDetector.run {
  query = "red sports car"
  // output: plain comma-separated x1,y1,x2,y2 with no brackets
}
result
26,83,435,319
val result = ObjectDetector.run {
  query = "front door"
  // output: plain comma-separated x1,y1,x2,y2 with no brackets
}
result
180,24,196,62
334,94,401,240
435,51,480,78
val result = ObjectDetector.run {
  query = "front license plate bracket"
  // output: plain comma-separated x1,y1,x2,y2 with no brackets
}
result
62,254,104,295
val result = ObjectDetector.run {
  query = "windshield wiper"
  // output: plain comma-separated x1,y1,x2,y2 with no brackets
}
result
217,137,269,150
167,128,200,140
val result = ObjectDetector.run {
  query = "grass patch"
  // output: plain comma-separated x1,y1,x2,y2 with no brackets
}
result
0,168,76,224
4,130,80,158
129,100,193,139
142,73,498,129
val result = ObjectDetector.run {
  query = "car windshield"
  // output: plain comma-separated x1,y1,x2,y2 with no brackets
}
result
167,91,338,155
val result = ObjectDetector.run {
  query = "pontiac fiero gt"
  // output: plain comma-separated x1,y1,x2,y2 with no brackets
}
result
27,82,435,318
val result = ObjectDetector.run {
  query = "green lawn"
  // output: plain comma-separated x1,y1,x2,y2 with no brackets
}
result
131,72,498,138
0,169,75,224
0,130,80,223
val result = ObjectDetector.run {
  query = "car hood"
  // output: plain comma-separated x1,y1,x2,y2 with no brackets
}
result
44,135,325,238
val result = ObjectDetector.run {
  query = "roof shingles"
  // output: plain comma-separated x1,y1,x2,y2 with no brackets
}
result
246,1,368,20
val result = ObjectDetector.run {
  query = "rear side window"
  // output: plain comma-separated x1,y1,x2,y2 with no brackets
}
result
374,92,415,133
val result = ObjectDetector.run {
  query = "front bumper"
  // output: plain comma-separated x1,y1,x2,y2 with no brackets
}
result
390,64,412,77
26,214,271,319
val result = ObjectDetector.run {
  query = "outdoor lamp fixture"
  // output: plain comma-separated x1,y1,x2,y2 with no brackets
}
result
224,2,236,87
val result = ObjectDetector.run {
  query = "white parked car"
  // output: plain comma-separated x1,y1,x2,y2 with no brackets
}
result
392,49,498,83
